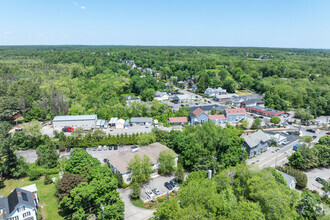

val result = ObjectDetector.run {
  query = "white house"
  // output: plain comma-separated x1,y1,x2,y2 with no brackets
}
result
204,87,227,97
154,91,169,101
0,184,39,220
172,94,194,103
106,143,178,184
115,119,126,129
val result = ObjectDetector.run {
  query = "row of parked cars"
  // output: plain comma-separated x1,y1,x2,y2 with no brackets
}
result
94,145,118,151
145,179,178,198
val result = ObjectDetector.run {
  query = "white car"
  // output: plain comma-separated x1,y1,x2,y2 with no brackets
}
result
145,190,153,198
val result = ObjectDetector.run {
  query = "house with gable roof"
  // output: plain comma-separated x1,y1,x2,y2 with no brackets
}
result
224,108,247,122
0,184,38,220
188,108,209,124
242,130,271,157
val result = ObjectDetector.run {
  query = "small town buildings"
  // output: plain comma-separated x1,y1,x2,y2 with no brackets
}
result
224,108,246,122
209,114,226,124
190,105,228,115
53,115,97,130
240,99,264,108
172,94,194,103
96,119,107,129
109,117,118,126
270,133,287,145
204,87,227,97
126,60,135,65
130,117,153,125
245,106,285,117
276,170,297,189
191,84,198,92
154,91,169,101
115,119,126,129
107,143,178,184
0,184,39,220
242,130,271,158
189,108,209,124
169,117,188,124
126,95,141,105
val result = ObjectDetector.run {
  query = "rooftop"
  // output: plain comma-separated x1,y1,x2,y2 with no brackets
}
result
131,117,153,123
191,108,204,117
209,114,226,120
242,130,271,148
107,143,178,174
225,108,246,114
53,114,97,122
169,117,188,123
245,106,285,116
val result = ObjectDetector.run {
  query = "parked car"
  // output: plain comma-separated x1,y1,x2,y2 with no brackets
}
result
293,144,301,151
282,140,289,145
195,103,198,105
152,188,160,195
108,145,112,150
170,179,178,187
145,190,153,198
62,126,74,132
98,145,102,151
103,158,109,163
103,145,108,150
164,182,173,190
83,146,87,151
316,177,328,186
195,96,198,98
208,101,211,103
326,132,330,135
306,129,316,133
15,128,23,131
66,147,71,152
313,135,317,139
114,145,118,150
93,147,97,151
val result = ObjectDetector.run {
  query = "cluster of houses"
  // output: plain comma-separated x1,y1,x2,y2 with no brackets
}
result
169,107,247,125
0,184,39,220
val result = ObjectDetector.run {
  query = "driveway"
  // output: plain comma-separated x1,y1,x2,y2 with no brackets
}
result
117,188,154,220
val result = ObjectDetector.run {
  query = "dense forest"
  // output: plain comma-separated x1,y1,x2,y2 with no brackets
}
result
0,46,329,122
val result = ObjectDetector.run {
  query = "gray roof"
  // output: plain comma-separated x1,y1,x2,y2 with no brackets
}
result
130,117,152,123
155,91,168,97
0,188,37,217
107,143,178,174
53,115,97,122
277,170,297,186
242,130,271,148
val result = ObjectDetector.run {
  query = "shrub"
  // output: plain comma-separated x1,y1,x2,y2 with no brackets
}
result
122,183,129,188
44,173,52,185
28,169,42,180
157,197,164,203
277,166,307,189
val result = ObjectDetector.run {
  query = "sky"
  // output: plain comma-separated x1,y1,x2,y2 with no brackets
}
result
0,0,330,48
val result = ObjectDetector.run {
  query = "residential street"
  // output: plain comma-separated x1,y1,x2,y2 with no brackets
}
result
117,188,154,220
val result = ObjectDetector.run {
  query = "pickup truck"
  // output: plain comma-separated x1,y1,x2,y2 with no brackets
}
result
293,144,301,151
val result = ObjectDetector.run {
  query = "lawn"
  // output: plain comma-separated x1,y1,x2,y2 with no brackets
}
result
235,89,253,96
2,176,62,220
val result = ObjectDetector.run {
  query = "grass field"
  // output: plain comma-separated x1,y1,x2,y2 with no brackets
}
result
2,176,62,220
235,89,253,96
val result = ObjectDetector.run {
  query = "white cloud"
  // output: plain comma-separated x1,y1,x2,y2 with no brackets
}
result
80,5,86,10
4,31,11,35
72,1,78,6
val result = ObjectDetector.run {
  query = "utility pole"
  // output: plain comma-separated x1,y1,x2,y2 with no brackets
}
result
211,156,217,175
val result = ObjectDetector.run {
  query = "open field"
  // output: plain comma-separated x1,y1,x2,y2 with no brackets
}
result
2,176,62,220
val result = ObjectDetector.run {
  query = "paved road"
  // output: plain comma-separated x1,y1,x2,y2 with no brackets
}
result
140,174,175,202
247,139,300,168
117,188,155,220
304,166,330,195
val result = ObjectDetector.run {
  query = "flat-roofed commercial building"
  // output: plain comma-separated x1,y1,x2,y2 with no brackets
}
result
245,106,285,117
53,115,97,130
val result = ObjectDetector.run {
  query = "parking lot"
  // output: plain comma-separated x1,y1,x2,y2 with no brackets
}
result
304,166,330,195
140,173,177,202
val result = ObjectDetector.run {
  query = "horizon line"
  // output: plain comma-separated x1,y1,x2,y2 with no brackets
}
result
0,44,329,50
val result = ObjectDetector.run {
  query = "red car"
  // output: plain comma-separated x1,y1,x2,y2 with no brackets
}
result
326,132,330,135
62,126,74,132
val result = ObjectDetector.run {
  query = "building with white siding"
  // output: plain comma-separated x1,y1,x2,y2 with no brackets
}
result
53,115,97,130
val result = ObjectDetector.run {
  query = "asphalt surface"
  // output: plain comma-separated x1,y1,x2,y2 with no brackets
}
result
117,188,155,220
140,174,176,202
304,166,330,195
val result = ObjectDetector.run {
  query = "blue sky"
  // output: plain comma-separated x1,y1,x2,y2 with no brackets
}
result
1,0,330,48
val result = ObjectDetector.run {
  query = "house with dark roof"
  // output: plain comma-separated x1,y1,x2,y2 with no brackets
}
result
0,184,38,220
189,105,228,114
224,108,247,122
130,117,153,125
276,170,297,189
241,130,271,157
188,108,209,124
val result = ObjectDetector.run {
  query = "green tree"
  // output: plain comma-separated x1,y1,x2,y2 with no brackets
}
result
251,118,262,129
44,173,52,185
270,117,281,124
137,133,156,146
130,182,141,199
141,88,155,101
23,120,42,137
128,155,153,184
174,163,184,183
57,173,86,202
240,120,249,129
296,191,324,219
36,142,59,168
158,150,176,174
